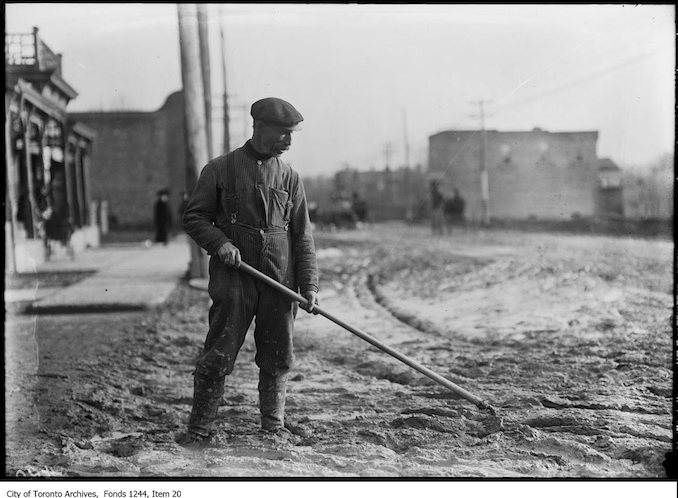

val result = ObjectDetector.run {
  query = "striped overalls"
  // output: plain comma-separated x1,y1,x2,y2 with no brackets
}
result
182,142,318,434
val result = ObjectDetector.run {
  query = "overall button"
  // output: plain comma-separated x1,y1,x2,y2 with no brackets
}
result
259,229,265,235
257,160,262,165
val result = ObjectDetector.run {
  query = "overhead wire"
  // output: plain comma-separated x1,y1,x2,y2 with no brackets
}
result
494,48,667,112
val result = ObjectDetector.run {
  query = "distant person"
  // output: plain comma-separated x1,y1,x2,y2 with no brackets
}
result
352,191,368,226
430,180,445,235
444,188,466,235
41,184,74,260
179,97,319,447
307,201,319,224
153,188,173,245
17,190,33,235
47,211,74,259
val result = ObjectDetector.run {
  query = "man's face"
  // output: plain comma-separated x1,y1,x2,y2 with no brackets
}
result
256,122,294,157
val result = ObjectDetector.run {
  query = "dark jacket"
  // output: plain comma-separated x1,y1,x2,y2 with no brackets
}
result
183,142,318,294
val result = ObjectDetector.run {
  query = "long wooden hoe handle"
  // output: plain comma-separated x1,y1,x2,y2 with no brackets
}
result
238,261,496,414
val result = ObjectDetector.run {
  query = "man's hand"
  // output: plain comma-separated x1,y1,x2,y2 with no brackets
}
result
300,290,319,314
217,241,241,268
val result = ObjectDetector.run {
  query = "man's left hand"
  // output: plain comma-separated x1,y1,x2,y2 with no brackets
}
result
300,291,319,314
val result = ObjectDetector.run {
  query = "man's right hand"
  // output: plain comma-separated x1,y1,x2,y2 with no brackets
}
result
217,241,241,268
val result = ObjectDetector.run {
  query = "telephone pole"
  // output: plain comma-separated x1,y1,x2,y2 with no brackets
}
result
383,142,393,170
470,99,493,226
178,3,209,278
196,4,213,158
402,108,410,169
218,5,231,154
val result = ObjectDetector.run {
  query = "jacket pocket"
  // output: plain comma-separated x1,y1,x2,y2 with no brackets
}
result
269,187,290,227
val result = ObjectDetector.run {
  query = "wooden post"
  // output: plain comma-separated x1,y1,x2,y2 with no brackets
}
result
197,4,213,159
81,145,92,225
5,99,18,272
23,108,39,238
219,5,231,154
178,3,209,278
64,138,77,227
471,99,492,226
74,146,86,227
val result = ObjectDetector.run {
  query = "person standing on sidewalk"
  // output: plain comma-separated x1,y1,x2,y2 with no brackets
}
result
153,188,173,245
178,97,319,446
444,188,466,235
429,180,445,235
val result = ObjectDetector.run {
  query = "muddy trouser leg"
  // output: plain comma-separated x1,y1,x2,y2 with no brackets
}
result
187,373,225,436
258,370,289,431
187,259,257,436
254,281,297,431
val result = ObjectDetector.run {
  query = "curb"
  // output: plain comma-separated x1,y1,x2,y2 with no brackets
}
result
27,303,150,315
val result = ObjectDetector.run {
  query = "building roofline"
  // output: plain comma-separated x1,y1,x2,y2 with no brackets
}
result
6,66,79,100
69,90,184,116
598,158,620,171
14,78,67,121
49,71,79,100
68,120,96,140
430,128,600,138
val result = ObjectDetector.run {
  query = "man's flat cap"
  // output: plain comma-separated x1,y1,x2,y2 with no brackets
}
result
251,97,304,131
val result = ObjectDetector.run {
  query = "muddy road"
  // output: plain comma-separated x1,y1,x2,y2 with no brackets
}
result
4,223,673,478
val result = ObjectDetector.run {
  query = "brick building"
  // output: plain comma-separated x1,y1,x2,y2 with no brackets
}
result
332,165,429,222
5,28,99,272
623,154,673,221
428,128,624,223
70,91,188,229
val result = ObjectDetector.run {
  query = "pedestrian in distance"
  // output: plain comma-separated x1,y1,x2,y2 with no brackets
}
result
352,191,369,227
178,97,319,447
40,183,74,261
444,188,466,235
429,180,445,235
153,188,173,245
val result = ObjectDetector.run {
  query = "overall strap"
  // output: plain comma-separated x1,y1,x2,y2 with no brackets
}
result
225,153,238,224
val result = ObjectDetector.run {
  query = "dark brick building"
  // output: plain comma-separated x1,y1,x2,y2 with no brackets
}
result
70,91,188,229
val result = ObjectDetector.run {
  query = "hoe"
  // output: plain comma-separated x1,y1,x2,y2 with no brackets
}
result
238,261,498,416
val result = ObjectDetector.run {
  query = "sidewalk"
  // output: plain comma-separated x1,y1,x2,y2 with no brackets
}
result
20,234,192,314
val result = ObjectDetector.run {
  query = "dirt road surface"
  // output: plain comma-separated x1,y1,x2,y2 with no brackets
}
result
4,223,673,479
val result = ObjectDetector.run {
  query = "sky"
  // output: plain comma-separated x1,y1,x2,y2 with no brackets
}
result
5,3,675,177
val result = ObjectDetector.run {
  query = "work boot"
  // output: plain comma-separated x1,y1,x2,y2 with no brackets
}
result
175,430,212,449
184,372,225,439
258,370,288,432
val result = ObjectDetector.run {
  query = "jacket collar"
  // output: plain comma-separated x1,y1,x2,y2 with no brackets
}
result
244,140,272,161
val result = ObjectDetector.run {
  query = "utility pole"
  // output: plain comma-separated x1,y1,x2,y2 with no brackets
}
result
197,4,213,158
218,5,231,154
178,3,209,278
402,108,410,169
233,102,250,145
383,142,393,170
470,99,493,226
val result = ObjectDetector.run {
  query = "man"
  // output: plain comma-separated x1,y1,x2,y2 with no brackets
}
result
444,188,466,235
429,180,445,235
352,191,368,226
153,188,173,245
178,97,319,446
